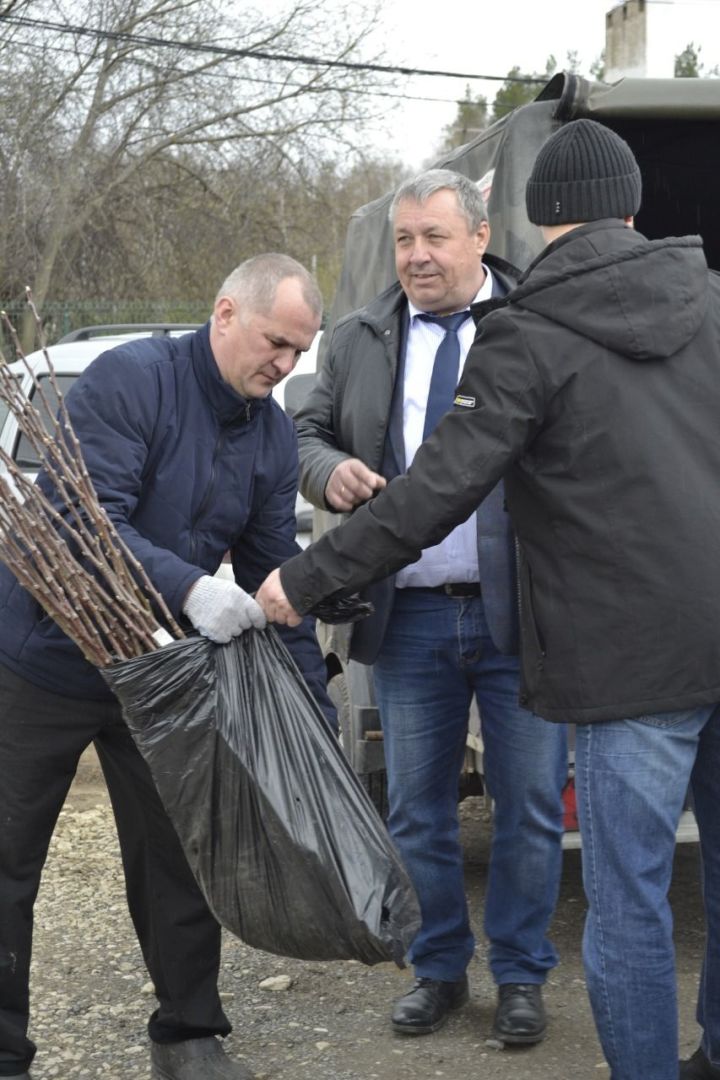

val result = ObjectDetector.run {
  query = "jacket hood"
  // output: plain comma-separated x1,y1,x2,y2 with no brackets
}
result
512,221,709,362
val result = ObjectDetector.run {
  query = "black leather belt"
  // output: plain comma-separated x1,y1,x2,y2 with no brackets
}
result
404,583,482,598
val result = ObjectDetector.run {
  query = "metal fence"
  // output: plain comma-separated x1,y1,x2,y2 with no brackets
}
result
0,299,211,356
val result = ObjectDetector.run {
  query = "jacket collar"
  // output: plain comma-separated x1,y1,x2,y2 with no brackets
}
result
190,321,269,425
358,281,407,332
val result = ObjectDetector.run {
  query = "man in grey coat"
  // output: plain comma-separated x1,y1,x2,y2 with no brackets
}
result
292,170,567,1044
258,123,720,1080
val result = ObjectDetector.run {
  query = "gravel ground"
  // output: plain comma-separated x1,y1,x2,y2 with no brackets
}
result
27,748,706,1080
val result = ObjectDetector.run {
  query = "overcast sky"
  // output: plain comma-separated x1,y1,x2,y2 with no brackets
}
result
360,0,720,167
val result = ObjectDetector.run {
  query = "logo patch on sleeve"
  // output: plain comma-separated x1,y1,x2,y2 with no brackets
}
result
454,394,476,408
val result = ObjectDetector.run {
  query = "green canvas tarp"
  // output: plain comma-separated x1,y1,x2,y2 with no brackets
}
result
324,70,720,341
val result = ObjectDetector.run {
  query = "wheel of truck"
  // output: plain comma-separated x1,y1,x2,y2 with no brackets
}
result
328,671,388,820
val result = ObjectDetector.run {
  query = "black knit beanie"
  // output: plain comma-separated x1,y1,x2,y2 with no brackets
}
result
525,118,642,226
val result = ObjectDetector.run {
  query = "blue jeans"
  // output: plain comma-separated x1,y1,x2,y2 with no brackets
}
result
574,704,720,1080
373,589,567,984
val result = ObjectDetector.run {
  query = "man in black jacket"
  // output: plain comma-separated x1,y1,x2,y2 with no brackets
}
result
258,122,720,1080
292,170,567,1044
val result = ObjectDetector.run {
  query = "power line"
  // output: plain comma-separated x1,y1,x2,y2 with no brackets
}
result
5,33,503,106
0,13,547,84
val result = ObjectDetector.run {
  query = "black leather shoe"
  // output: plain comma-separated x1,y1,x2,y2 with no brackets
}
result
492,983,547,1045
681,1048,720,1079
151,1037,255,1079
391,975,470,1035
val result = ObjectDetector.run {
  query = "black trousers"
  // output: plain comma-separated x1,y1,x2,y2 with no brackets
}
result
0,664,230,1076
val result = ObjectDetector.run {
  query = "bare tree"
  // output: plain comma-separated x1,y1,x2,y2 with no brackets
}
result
0,0,393,342
53,145,405,312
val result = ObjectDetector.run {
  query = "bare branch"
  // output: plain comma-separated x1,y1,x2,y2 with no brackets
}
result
0,303,184,665
0,0,393,321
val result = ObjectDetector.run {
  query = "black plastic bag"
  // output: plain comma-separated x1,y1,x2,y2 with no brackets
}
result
101,629,420,966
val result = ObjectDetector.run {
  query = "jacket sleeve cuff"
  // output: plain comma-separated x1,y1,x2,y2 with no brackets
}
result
279,555,315,616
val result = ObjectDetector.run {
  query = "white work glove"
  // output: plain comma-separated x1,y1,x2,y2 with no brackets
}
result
182,575,267,643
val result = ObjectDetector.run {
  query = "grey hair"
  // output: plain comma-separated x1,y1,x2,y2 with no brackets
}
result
389,169,488,231
215,253,323,319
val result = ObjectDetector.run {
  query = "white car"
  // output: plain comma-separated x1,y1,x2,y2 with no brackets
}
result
272,330,321,542
0,324,321,543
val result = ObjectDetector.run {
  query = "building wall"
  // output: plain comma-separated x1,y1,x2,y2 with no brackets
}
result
606,0,647,80
604,0,719,81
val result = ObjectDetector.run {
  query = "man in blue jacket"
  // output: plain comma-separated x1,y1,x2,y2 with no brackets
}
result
0,253,333,1080
292,171,567,1044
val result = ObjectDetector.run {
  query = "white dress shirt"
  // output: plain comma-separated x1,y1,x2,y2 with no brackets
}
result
395,267,494,588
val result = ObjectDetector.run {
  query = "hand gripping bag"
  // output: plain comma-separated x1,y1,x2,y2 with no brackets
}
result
101,628,420,966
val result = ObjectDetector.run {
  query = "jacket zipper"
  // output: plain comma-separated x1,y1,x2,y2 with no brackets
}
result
189,424,230,564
